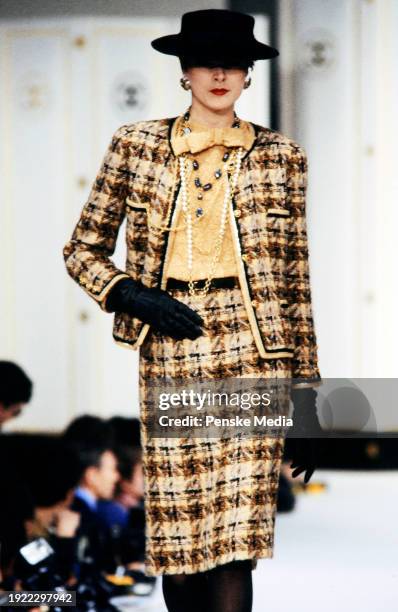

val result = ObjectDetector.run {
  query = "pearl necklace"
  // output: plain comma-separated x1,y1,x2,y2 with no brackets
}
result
179,146,243,298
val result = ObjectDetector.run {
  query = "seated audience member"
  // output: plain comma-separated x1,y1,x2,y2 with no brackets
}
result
62,416,119,573
108,416,141,448
98,446,144,529
100,418,155,592
0,471,32,582
97,445,145,570
0,361,33,429
0,435,81,585
98,418,144,530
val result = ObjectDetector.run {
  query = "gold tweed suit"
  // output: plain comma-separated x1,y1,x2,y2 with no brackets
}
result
63,116,322,576
63,117,322,388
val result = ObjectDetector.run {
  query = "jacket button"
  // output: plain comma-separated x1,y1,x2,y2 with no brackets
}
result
241,254,249,263
234,209,241,218
251,299,259,308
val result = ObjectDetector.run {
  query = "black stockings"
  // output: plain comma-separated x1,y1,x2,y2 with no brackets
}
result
162,559,253,612
162,570,208,612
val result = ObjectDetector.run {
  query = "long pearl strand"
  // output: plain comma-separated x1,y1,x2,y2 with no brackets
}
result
179,146,243,298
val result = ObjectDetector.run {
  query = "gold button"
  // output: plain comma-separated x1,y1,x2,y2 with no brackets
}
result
234,209,241,218
241,254,249,263
251,299,259,308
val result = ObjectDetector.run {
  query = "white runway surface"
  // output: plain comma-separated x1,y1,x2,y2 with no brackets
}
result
253,470,398,611
119,470,398,611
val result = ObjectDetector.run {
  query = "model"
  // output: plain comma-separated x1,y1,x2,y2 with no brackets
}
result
63,9,322,612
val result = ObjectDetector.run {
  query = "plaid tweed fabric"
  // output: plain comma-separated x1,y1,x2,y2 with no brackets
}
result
138,282,291,576
62,116,323,577
63,117,322,386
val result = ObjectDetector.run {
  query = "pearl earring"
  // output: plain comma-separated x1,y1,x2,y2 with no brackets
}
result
180,76,191,91
243,67,252,89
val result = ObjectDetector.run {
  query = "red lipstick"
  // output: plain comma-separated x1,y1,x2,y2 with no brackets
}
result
210,88,229,96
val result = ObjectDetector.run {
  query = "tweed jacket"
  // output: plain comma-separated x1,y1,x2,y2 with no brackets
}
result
63,117,322,387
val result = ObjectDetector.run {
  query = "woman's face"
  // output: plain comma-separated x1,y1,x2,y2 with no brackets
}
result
184,65,248,112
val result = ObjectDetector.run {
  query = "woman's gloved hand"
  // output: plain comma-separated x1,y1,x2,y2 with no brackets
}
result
287,387,323,484
288,437,317,484
106,277,205,341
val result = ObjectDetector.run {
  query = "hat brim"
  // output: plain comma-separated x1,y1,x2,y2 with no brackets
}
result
151,34,279,60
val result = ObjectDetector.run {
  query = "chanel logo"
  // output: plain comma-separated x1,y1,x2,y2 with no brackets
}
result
17,71,51,112
300,28,335,74
112,71,149,116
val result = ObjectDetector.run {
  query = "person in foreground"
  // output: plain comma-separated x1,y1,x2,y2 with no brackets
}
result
0,361,32,430
63,9,323,612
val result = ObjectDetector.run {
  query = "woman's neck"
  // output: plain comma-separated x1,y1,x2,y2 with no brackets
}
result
189,101,235,128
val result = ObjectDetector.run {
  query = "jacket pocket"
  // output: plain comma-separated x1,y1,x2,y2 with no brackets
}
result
125,195,149,212
266,207,291,217
263,208,291,254
113,311,145,347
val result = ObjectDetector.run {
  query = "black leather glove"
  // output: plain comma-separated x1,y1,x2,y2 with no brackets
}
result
291,387,323,437
106,278,205,341
288,437,317,484
287,387,323,484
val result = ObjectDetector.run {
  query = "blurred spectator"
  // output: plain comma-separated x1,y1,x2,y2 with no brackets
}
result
0,361,33,429
108,416,141,448
63,415,114,449
0,434,82,584
62,416,119,573
98,446,144,528
97,418,146,570
98,418,144,529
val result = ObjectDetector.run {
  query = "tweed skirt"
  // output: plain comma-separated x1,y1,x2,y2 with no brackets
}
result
138,279,291,577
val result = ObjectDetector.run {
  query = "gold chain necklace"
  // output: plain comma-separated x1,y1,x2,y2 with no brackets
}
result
177,107,243,298
142,109,243,298
179,150,243,298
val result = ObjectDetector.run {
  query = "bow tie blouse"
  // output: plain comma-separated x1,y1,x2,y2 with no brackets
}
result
164,115,256,281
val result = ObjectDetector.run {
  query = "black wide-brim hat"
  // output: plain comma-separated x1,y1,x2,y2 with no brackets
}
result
151,9,279,62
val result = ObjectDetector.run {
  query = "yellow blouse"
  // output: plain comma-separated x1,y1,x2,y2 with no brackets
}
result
164,115,256,281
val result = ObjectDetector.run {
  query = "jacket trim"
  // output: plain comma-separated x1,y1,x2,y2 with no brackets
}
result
168,117,177,155
97,272,131,312
291,380,323,389
267,208,291,217
159,162,182,290
111,321,148,351
241,123,261,160
112,322,150,350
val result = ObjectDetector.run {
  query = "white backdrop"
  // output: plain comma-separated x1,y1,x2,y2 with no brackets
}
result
279,0,398,379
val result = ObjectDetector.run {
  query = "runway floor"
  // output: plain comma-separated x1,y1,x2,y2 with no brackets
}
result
121,469,398,611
